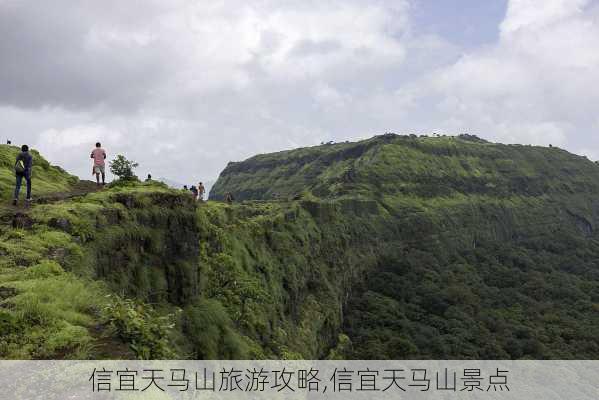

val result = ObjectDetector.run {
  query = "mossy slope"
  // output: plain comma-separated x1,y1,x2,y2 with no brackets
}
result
0,180,197,359
210,134,599,359
0,144,78,201
0,182,385,359
3,135,599,359
210,134,599,202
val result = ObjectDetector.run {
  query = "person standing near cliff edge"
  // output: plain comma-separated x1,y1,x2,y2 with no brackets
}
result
190,185,198,200
13,144,33,206
90,142,107,186
198,182,205,201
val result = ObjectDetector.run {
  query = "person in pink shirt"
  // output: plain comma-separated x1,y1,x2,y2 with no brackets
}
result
90,142,107,186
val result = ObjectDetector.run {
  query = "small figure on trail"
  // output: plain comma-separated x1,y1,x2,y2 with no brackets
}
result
90,142,107,186
190,185,198,200
13,144,33,206
6,140,11,145
224,191,234,204
183,185,188,191
146,174,152,182
198,182,205,201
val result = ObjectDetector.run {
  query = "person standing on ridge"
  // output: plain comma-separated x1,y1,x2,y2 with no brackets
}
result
190,185,198,200
13,145,33,206
90,142,107,186
198,182,205,201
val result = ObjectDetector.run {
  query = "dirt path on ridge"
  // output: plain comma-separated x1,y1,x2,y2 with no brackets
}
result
0,180,102,228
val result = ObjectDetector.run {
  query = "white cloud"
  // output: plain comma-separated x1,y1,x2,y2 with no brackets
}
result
2,0,599,188
396,0,599,154
500,0,589,35
35,125,123,179
1,0,419,184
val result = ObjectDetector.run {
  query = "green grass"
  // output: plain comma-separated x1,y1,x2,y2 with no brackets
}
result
0,180,193,359
0,144,78,201
207,133,599,359
3,135,599,360
0,259,107,359
210,134,599,202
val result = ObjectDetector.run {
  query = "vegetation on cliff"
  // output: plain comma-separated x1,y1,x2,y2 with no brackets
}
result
2,134,599,359
211,134,599,202
210,133,599,358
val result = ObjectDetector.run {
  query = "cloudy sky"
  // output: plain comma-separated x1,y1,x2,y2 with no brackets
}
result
1,0,598,187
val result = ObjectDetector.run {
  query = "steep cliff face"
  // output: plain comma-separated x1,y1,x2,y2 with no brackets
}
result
3,135,599,360
208,134,599,359
0,182,202,359
209,138,384,201
187,198,387,358
0,157,387,359
210,134,599,202
91,191,200,305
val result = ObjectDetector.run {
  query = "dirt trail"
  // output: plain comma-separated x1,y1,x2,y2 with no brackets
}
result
30,180,101,204
0,180,101,228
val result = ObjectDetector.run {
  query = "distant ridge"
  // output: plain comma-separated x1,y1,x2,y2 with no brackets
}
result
209,133,599,201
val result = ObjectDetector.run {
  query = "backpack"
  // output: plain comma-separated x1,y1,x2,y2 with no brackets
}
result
15,159,25,175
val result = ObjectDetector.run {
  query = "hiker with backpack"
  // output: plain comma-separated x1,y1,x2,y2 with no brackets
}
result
190,185,198,200
90,142,107,186
13,145,33,206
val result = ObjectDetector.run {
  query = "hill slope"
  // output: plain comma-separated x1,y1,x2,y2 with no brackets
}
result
2,136,599,359
211,134,599,202
0,147,380,359
0,144,79,201
210,134,599,358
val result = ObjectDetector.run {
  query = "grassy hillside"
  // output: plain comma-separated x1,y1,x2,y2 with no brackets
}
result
210,134,599,359
210,134,599,202
0,181,384,359
0,144,78,201
2,135,599,359
0,148,382,359
0,183,190,358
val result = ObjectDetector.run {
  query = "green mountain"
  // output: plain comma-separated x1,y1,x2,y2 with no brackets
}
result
211,133,599,201
1,135,599,359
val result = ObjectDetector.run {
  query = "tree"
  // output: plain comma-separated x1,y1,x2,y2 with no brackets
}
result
109,155,139,181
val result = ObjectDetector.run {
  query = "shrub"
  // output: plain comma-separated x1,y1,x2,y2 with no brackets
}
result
102,295,177,359
183,299,249,359
109,155,139,181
